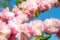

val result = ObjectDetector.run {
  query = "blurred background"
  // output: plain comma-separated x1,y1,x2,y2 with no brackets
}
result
0,0,60,40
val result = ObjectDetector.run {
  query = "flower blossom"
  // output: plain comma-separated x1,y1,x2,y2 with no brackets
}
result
0,20,11,40
44,18,60,34
0,0,60,40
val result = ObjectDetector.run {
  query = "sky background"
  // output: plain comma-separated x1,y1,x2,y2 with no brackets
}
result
0,0,60,40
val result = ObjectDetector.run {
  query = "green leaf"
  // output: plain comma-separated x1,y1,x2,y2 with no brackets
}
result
34,36,41,40
34,9,39,17
16,0,22,5
42,35,51,40
34,34,51,40
16,0,26,6
58,0,60,2
45,32,51,35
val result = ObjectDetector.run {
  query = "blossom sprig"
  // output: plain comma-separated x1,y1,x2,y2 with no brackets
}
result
17,0,60,18
0,0,60,40
0,8,60,40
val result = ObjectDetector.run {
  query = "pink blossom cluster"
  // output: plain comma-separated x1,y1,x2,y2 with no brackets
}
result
0,0,60,40
18,0,60,17
0,7,60,40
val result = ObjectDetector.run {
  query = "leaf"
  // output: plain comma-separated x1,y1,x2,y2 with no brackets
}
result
42,35,51,40
34,36,41,40
45,32,51,35
58,0,60,2
16,0,22,5
16,0,26,6
34,34,51,40
34,9,39,17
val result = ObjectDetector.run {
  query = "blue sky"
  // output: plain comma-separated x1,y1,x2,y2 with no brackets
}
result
0,0,60,40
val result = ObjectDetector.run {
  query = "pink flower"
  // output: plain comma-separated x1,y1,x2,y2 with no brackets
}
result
44,18,60,34
18,0,38,18
0,0,60,40
0,7,15,21
38,0,51,11
12,6,20,16
0,20,11,40
8,21,31,40
10,20,44,40
8,27,18,40
15,13,29,23
20,1,38,12
16,32,30,40
28,20,44,36
15,23,31,40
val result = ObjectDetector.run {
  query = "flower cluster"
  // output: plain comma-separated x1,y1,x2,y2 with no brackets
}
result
19,0,60,17
0,9,60,40
0,0,60,40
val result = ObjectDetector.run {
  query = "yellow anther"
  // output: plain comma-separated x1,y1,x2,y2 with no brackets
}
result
0,32,4,35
